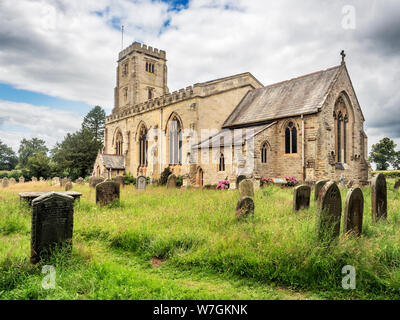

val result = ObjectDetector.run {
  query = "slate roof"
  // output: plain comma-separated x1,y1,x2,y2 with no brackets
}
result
101,154,125,169
193,122,275,149
223,65,342,128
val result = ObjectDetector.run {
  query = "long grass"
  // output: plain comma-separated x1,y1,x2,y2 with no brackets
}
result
1,180,400,300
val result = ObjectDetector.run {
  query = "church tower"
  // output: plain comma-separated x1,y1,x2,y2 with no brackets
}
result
113,42,168,113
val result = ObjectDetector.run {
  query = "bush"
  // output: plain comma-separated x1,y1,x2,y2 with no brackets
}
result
123,173,136,186
284,176,299,187
176,176,183,187
216,180,230,190
260,177,274,187
372,171,400,179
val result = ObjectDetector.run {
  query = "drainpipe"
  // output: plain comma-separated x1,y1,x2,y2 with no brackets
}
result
302,114,305,184
159,107,163,176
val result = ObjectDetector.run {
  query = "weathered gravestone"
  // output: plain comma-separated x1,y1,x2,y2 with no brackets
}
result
113,176,124,187
75,177,84,185
394,179,400,190
65,182,73,191
39,177,44,182
60,178,70,187
315,180,329,201
166,174,177,189
235,197,255,218
9,178,16,185
30,192,74,264
89,176,105,188
19,176,25,183
317,181,342,241
371,173,387,222
293,185,311,211
96,181,120,206
239,179,254,198
52,177,59,186
343,187,364,236
136,176,147,190
236,175,247,189
2,177,9,188
32,177,38,182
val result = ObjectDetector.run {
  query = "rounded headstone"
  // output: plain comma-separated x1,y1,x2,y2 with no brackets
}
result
65,182,73,191
75,177,84,185
2,177,9,188
235,196,255,218
394,179,400,190
293,185,311,211
39,177,44,182
89,176,105,188
136,175,147,190
317,181,342,240
236,175,247,189
315,180,329,201
19,176,25,183
371,173,387,222
343,187,364,236
9,178,16,185
239,179,254,198
32,177,38,182
166,174,177,189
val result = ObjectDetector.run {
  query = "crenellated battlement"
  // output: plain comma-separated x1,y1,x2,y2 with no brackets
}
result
118,41,166,61
107,85,194,123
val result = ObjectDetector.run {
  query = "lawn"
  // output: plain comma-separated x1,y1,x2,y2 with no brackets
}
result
1,180,400,300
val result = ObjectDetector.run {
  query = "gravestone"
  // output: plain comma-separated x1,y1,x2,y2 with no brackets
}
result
394,179,400,190
9,178,16,185
60,178,70,187
32,177,38,182
96,181,120,206
114,176,125,187
75,177,84,185
2,177,9,188
52,177,60,186
31,192,74,264
19,176,25,183
65,182,73,191
89,176,105,188
315,180,329,201
236,175,247,189
317,181,342,240
371,173,387,222
136,175,147,190
293,185,311,211
235,197,255,218
239,179,254,198
166,174,177,189
343,187,364,236
39,177,44,182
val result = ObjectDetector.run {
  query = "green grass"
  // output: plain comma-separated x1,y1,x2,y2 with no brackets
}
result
1,180,400,300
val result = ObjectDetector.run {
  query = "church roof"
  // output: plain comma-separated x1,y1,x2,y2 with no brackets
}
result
223,65,342,128
101,154,125,170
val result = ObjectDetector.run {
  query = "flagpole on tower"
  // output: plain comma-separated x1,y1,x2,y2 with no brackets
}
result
121,25,124,50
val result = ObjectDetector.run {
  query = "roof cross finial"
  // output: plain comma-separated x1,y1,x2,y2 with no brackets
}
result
341,50,346,65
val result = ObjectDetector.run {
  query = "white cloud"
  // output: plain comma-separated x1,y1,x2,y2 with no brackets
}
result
0,100,81,151
0,0,399,156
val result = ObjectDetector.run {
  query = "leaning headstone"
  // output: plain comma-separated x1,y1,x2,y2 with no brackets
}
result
32,177,38,182
31,192,74,264
9,178,16,185
19,176,25,183
371,173,387,222
343,187,364,236
65,182,73,191
96,181,120,206
235,197,255,218
166,174,177,189
239,179,254,198
394,179,400,190
114,176,125,187
317,181,342,240
89,176,105,188
236,175,247,189
2,177,9,188
136,176,147,190
293,185,311,211
315,180,329,201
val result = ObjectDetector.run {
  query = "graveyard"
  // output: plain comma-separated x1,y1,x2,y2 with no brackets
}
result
1,177,400,300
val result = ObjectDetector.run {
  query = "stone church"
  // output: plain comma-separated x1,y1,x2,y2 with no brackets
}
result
93,42,370,188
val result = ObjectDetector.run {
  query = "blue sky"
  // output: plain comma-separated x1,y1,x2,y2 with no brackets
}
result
0,0,399,157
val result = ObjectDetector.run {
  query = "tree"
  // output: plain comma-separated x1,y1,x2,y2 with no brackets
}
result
26,152,51,178
82,106,106,144
52,128,103,179
369,137,397,170
18,138,48,168
0,140,18,170
392,151,400,170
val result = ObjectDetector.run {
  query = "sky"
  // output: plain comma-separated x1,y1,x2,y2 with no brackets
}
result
0,0,399,157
